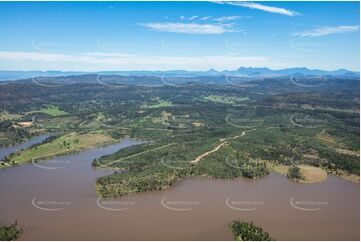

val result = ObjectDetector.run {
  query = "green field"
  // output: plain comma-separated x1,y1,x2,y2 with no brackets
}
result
37,105,68,117
142,100,174,109
203,95,249,105
9,132,115,164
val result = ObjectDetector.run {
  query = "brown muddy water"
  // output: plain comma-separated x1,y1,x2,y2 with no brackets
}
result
0,139,359,240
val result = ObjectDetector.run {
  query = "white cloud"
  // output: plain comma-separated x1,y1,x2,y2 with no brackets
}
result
189,15,199,20
0,51,275,71
180,15,199,21
200,16,212,21
214,16,243,22
217,1,299,16
141,22,240,34
294,25,359,37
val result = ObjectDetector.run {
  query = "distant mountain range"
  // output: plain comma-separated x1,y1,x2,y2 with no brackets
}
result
0,67,359,81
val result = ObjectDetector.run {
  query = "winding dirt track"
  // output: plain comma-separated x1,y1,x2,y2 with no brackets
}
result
189,130,251,164
189,142,226,164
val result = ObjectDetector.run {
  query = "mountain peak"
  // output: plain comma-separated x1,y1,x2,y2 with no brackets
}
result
207,68,218,73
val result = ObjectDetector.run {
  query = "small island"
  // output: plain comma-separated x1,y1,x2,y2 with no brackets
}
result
0,223,22,241
230,220,273,241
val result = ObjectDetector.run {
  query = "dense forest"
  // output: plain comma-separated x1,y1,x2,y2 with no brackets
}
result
0,74,359,197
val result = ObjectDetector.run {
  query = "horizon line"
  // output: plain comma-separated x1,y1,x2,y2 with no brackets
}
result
0,66,360,73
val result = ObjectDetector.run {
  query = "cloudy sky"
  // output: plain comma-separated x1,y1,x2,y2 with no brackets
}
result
0,1,359,71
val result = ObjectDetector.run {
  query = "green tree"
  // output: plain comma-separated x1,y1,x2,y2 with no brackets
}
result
287,166,304,181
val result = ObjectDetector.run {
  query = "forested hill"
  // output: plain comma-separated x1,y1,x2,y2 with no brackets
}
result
1,74,359,192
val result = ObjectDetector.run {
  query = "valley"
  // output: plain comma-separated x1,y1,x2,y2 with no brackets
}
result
0,74,359,240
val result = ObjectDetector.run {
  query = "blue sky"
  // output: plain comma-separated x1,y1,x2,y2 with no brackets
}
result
0,1,359,71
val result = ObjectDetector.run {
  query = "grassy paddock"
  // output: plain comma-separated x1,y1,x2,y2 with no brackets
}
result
202,95,249,105
267,162,328,183
29,105,69,117
8,132,116,164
